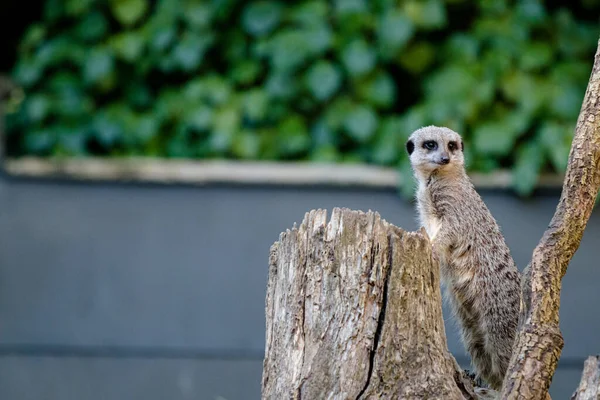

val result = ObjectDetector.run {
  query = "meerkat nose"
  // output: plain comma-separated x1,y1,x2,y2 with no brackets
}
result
440,153,450,164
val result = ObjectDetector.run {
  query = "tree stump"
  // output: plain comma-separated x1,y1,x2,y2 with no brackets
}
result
262,208,475,399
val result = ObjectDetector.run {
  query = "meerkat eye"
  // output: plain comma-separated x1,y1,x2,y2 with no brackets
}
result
448,141,458,151
423,141,437,150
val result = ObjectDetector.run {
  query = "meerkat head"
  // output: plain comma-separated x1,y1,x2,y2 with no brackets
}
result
406,126,465,178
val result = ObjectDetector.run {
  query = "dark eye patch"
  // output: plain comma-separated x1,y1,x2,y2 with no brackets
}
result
406,140,415,155
448,141,458,151
423,141,437,150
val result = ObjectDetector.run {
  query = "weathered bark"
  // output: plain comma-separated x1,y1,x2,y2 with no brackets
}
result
262,208,475,399
571,356,600,400
500,38,600,399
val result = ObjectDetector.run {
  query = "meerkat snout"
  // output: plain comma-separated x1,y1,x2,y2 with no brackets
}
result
439,152,450,165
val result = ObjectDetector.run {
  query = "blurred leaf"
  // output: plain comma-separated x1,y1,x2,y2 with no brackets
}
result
150,26,176,51
426,65,476,100
520,42,552,70
398,41,435,73
65,0,94,15
25,94,51,123
358,72,396,108
324,96,353,129
278,115,310,156
76,12,109,42
344,104,378,142
185,106,213,131
50,73,93,118
184,3,213,29
481,48,513,80
93,110,123,147
243,89,269,120
371,116,403,164
310,145,340,162
58,126,88,155
550,80,583,119
305,61,342,101
474,79,495,105
403,0,447,29
242,1,283,37
311,120,337,147
210,105,241,154
555,9,598,58
134,113,160,143
110,0,149,27
501,71,546,114
84,48,115,84
172,33,214,71
232,130,261,158
230,60,261,85
334,0,367,15
167,126,193,158
25,129,55,154
551,61,591,85
267,31,307,71
537,122,571,172
182,79,205,101
266,29,325,71
20,24,46,50
398,106,427,134
445,34,479,62
213,105,241,136
35,36,82,67
13,60,42,87
227,31,250,60
265,73,297,99
515,0,546,24
291,1,329,26
155,90,189,120
378,11,414,55
468,152,499,172
110,32,145,62
203,76,232,105
304,25,333,54
512,141,544,196
504,110,530,138
473,121,517,157
341,39,376,77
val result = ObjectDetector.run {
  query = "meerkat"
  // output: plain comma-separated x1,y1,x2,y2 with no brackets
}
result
405,125,521,390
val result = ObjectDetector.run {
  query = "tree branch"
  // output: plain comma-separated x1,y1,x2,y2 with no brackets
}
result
501,38,600,399
571,356,600,400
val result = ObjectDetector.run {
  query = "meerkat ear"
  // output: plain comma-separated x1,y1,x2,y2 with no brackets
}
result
460,141,464,152
406,140,414,155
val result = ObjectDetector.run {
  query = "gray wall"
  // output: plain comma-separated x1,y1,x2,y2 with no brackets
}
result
0,175,597,399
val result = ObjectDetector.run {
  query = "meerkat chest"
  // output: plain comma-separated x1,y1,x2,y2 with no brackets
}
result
417,183,442,241
424,215,442,241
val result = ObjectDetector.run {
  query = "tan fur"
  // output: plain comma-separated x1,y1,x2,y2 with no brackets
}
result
406,126,521,390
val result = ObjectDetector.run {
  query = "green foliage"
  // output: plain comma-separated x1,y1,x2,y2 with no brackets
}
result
6,0,600,196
